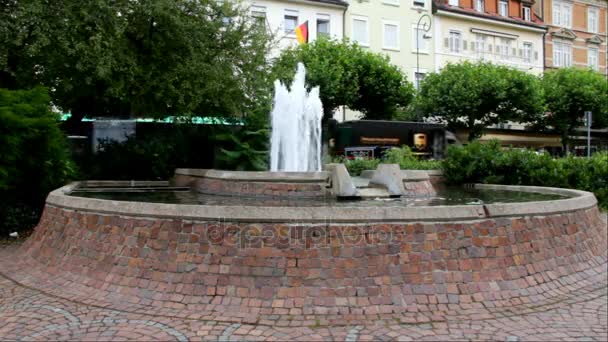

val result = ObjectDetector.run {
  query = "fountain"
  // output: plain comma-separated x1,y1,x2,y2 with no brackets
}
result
2,63,605,328
270,63,323,172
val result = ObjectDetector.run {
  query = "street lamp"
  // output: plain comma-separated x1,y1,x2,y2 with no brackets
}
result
416,13,432,90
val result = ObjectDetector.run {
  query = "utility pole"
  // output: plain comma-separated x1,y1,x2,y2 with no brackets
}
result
415,13,432,90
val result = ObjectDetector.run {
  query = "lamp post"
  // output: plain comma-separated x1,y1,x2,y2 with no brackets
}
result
415,14,432,90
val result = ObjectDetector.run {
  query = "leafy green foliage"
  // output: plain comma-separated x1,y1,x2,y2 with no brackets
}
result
383,146,442,170
0,0,273,120
213,128,269,171
417,61,544,141
333,146,441,176
540,67,608,149
0,87,75,235
442,141,608,208
272,38,414,120
331,157,380,177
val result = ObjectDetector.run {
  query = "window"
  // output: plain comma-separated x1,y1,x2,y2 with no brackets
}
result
413,0,426,7
383,22,399,50
498,38,511,60
284,14,298,34
412,25,429,52
588,7,598,33
251,6,266,28
352,17,369,46
553,1,572,28
523,42,533,63
414,72,426,90
317,17,330,38
553,41,572,67
474,0,484,12
588,47,599,71
475,34,486,56
449,31,461,53
523,7,531,21
448,0,458,6
499,1,508,17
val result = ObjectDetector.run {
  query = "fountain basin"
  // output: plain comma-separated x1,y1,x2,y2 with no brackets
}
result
174,168,331,198
13,181,606,324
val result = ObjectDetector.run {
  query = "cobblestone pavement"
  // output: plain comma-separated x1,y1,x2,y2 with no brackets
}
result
0,242,606,341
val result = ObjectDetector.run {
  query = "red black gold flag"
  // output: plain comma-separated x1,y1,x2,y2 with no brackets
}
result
295,21,308,44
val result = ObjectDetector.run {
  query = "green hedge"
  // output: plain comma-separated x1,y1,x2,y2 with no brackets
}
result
335,146,441,176
0,88,75,236
443,140,608,208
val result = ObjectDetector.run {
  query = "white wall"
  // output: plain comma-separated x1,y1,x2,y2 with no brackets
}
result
248,0,346,58
433,11,546,75
345,0,436,85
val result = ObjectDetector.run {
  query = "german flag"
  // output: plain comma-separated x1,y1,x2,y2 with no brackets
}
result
295,21,308,44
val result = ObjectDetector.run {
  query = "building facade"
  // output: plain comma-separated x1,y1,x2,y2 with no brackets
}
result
248,0,348,57
534,0,607,76
432,0,547,74
344,0,436,89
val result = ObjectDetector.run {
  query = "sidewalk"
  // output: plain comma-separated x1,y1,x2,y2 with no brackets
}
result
0,240,606,341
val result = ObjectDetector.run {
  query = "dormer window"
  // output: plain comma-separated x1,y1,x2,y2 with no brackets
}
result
523,6,531,21
474,0,484,12
448,0,458,6
499,0,508,17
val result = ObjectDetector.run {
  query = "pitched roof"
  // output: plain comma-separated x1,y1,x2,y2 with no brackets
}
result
433,0,547,31
303,0,349,7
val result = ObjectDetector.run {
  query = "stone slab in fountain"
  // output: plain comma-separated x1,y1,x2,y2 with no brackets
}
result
325,163,359,197
369,164,406,196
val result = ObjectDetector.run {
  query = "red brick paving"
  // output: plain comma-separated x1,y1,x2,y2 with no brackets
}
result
0,249,606,341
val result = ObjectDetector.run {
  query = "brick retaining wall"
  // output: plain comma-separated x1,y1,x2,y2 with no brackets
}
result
173,173,329,198
194,178,328,198
403,180,437,197
20,202,607,320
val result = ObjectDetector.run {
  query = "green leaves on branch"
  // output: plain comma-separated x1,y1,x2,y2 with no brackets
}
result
213,128,269,171
416,61,544,141
540,67,608,148
442,141,608,208
271,38,415,121
0,87,75,235
0,0,273,119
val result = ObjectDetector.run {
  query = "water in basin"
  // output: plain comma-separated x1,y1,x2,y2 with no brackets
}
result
70,186,567,207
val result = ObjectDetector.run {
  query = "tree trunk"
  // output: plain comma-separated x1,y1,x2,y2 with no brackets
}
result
561,129,572,156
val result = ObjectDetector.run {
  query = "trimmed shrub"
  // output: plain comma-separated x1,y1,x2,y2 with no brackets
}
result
333,157,381,177
383,146,442,170
443,140,608,208
0,87,75,236
334,146,441,176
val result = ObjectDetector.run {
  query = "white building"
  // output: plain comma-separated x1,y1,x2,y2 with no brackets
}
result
246,0,348,57
345,0,435,89
432,1,547,75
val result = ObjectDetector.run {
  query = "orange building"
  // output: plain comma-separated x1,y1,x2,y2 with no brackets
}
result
534,0,607,75
436,0,543,23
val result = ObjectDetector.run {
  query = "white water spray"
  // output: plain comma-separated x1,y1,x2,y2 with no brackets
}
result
270,63,323,172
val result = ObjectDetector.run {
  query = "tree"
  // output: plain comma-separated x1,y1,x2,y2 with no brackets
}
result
541,67,608,151
417,61,544,141
0,0,273,123
0,87,74,235
271,38,414,121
